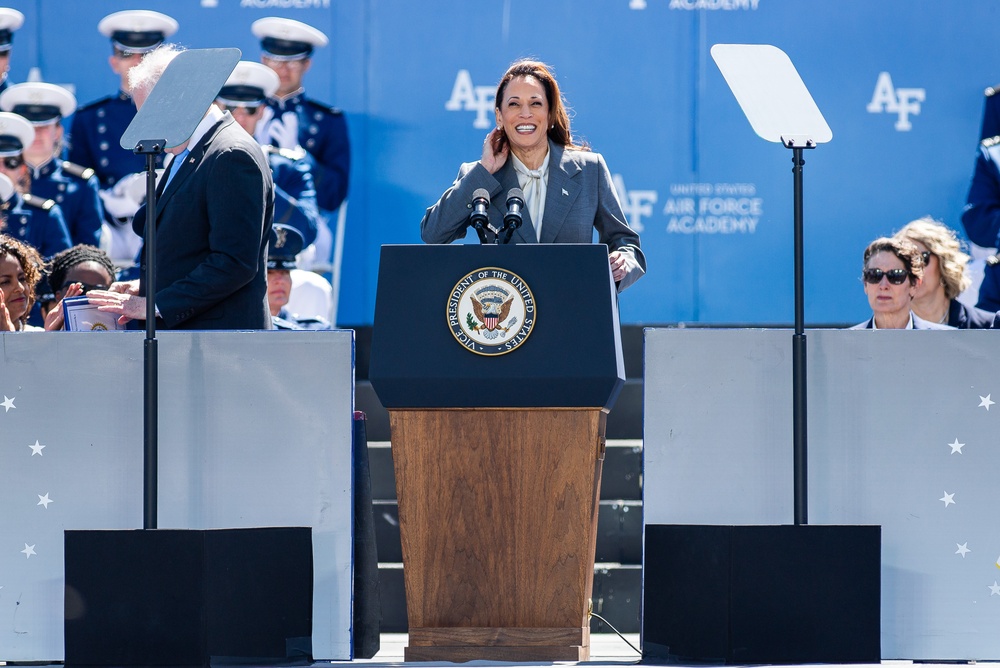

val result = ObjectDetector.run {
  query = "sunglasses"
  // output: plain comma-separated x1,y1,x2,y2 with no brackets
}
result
220,104,260,115
863,267,910,285
60,280,109,294
920,251,932,265
2,156,22,169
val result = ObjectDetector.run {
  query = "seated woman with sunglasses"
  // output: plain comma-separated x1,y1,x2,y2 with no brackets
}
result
893,217,996,329
40,244,116,331
850,237,955,330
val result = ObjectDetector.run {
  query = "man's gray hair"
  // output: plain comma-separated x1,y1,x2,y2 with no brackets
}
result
128,44,185,97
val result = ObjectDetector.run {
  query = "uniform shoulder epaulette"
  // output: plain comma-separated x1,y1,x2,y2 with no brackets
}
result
22,193,55,211
982,135,1000,148
263,144,307,161
986,85,1000,97
60,160,96,180
75,94,116,112
303,98,342,116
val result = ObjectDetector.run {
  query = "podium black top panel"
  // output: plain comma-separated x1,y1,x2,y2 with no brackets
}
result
370,244,625,409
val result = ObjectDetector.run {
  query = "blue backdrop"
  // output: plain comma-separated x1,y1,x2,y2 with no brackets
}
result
8,0,999,326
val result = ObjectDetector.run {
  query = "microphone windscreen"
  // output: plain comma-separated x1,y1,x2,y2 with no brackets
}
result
506,187,524,203
473,188,490,202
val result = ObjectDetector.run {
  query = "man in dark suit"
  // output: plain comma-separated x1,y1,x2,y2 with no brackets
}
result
88,45,274,330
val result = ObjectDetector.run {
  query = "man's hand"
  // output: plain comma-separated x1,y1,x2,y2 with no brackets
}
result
109,279,140,295
86,288,147,325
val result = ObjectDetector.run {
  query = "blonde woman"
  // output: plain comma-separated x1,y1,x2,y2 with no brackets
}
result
894,217,996,328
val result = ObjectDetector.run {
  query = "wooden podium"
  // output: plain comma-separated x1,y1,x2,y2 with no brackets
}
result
370,244,625,661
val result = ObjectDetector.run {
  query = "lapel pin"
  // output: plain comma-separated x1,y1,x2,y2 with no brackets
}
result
562,188,569,196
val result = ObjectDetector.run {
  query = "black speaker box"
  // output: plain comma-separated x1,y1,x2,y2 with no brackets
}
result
643,524,881,664
64,527,313,665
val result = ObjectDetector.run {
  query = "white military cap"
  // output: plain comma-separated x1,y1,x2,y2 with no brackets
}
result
0,8,23,52
98,10,178,54
0,82,76,124
0,111,33,156
252,17,328,60
218,61,280,106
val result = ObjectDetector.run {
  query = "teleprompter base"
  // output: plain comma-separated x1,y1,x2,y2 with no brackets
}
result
64,527,313,666
642,524,880,665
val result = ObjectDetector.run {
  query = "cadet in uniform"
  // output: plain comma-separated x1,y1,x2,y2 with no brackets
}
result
68,10,177,192
252,17,349,268
217,60,322,249
0,112,70,258
961,133,1000,310
0,82,104,246
0,8,23,95
267,223,331,331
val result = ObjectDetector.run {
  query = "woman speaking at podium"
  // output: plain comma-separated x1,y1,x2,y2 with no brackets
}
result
420,59,645,292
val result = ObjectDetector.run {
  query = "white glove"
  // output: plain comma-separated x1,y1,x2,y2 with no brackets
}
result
269,111,300,150
253,106,275,145
98,172,149,223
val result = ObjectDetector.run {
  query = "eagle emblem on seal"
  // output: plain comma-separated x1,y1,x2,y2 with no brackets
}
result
466,285,518,340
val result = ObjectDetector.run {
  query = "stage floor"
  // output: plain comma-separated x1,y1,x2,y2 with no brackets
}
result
18,636,1000,667
351,633,643,665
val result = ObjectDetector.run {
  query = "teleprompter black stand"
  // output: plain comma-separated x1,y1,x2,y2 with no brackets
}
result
120,47,242,531
641,45,880,664
64,49,314,666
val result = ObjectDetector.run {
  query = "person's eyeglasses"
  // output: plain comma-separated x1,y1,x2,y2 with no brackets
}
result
2,156,23,169
263,56,306,70
863,268,910,285
113,49,139,59
920,251,932,265
61,280,109,294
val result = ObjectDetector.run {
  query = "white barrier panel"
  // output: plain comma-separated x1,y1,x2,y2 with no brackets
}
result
0,331,354,662
644,328,1000,660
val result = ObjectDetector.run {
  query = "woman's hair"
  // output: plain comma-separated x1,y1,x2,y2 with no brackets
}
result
863,236,924,286
47,244,117,293
0,233,43,323
494,59,588,151
893,216,971,300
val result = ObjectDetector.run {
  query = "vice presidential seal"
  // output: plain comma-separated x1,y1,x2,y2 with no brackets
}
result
448,267,535,356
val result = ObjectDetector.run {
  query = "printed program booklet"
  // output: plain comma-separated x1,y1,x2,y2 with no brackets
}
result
62,296,125,331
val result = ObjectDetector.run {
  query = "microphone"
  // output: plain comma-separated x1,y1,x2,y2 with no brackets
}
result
501,187,525,244
469,188,491,244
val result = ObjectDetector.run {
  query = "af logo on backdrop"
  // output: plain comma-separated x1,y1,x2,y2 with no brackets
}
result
445,70,495,129
448,267,535,356
867,72,925,131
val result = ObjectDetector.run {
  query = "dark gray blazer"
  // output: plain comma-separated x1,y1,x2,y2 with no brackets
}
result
420,141,645,291
134,112,274,329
